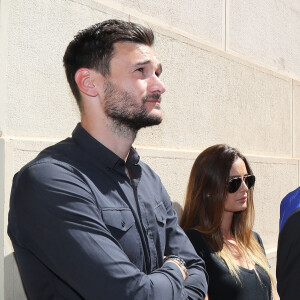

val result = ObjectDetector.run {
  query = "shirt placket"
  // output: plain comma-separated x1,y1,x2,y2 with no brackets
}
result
113,161,152,274
129,164,159,273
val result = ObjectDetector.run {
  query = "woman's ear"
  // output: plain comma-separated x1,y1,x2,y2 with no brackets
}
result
75,68,98,97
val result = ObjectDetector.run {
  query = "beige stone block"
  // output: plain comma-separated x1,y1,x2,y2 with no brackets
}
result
99,0,225,48
135,29,292,157
137,148,298,251
139,149,297,252
249,156,298,249
227,0,300,79
143,150,283,279
137,148,293,281
0,0,9,136
140,148,297,280
293,81,300,157
4,0,127,139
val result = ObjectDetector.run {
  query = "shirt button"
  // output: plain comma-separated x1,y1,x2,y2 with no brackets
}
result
121,221,125,227
119,161,125,167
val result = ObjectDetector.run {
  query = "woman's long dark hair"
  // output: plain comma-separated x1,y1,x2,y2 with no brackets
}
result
180,144,273,283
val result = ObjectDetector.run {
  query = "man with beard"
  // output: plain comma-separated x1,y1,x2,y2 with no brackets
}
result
8,19,208,299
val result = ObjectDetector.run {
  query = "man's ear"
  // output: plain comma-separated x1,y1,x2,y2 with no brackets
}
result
75,68,99,97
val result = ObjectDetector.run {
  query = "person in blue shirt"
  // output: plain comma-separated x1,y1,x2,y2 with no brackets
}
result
277,187,300,300
7,19,208,299
278,187,300,233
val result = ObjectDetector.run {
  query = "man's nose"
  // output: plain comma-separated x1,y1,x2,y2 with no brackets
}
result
148,74,166,94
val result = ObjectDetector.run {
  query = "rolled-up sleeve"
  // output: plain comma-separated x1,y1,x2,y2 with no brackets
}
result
8,161,206,300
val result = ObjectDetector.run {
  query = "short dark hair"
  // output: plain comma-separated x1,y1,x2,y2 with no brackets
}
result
63,19,154,109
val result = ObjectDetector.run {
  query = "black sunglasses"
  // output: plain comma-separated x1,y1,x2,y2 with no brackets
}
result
228,175,256,194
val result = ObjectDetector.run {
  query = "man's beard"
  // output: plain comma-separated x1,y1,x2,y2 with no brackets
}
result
103,80,162,137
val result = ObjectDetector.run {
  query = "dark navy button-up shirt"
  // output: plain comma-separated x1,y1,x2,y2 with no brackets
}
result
8,123,208,299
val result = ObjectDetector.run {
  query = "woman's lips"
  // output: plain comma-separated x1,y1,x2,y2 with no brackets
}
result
238,196,247,202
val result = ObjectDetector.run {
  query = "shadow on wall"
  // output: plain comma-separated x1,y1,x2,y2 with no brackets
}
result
4,253,27,300
173,201,184,222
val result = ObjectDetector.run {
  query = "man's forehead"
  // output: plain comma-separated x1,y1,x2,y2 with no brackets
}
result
112,41,160,65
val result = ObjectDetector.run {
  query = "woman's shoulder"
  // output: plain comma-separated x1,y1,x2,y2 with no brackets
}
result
252,231,263,244
185,228,204,241
185,229,211,254
252,231,266,252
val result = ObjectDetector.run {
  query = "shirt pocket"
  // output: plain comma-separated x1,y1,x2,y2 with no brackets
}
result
102,209,135,231
101,208,142,265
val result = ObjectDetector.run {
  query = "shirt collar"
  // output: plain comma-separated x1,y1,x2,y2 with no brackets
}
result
72,123,140,170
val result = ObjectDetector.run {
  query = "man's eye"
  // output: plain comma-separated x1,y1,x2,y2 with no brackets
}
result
135,68,144,73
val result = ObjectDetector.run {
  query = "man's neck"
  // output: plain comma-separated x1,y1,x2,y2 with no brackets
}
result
81,117,136,161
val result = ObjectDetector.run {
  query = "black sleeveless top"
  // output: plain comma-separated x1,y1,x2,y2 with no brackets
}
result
186,229,272,300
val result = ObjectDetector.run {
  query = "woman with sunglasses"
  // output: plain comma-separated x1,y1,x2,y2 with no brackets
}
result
180,144,277,300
